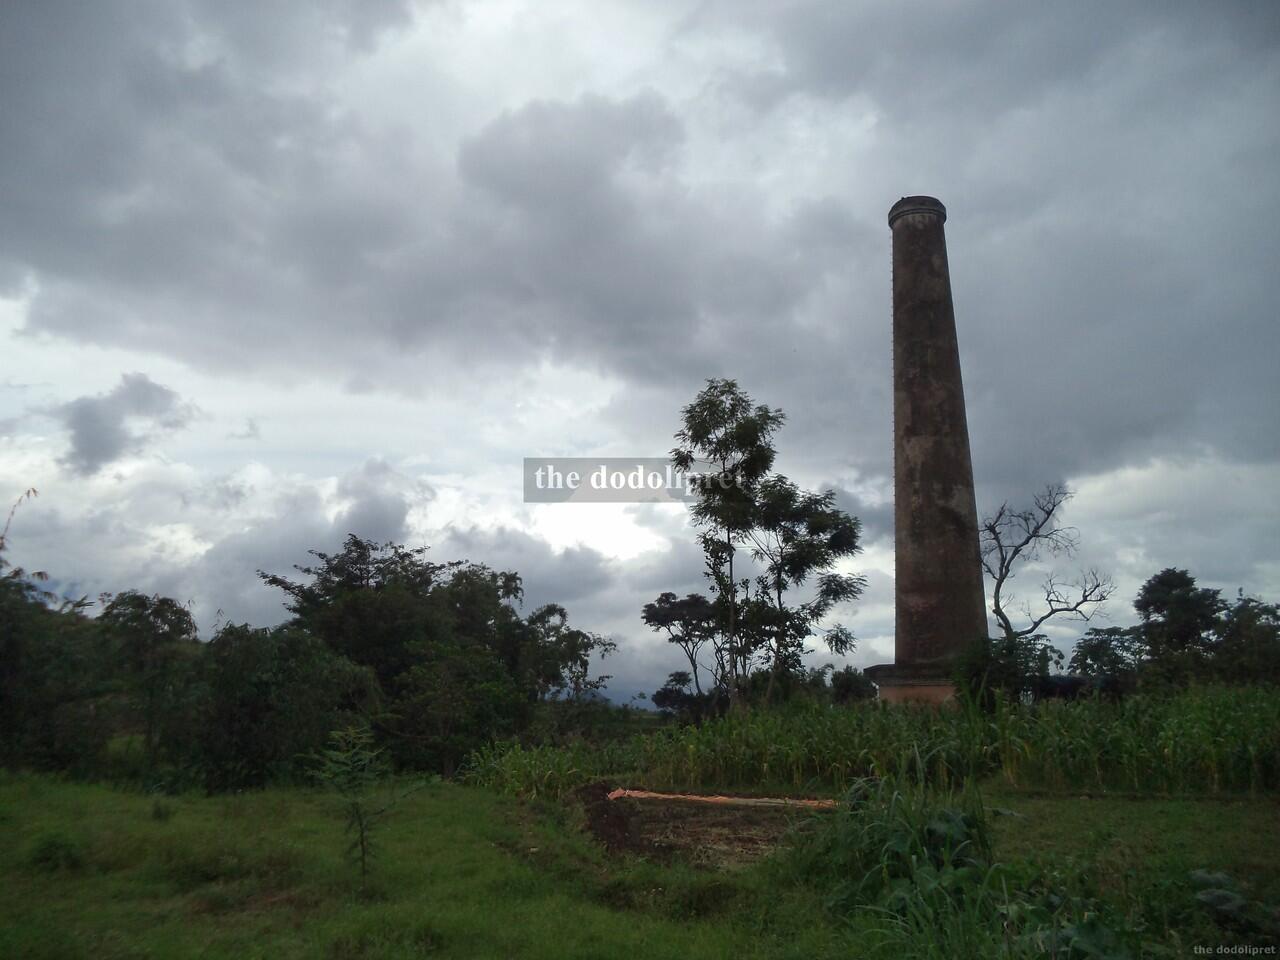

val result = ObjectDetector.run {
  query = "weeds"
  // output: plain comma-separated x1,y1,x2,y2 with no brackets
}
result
780,776,1156,958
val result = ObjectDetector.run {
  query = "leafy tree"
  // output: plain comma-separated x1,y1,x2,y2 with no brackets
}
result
260,537,461,688
98,590,199,762
1,489,111,773
1214,592,1280,685
260,536,614,772
672,379,785,707
747,475,864,704
651,670,699,718
0,591,110,773
183,623,378,790
389,642,526,775
1069,626,1143,680
830,665,877,704
641,592,718,695
1134,568,1226,685
522,602,617,703
956,633,1064,707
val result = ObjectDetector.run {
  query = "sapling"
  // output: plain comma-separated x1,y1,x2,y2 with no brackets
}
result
311,724,422,887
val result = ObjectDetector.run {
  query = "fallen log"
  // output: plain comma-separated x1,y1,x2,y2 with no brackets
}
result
606,788,838,809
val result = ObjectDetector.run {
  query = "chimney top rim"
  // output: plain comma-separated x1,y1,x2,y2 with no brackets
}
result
888,196,947,227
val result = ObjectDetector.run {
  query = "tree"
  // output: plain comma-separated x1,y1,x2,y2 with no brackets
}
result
672,379,785,707
261,536,615,772
1134,568,1225,684
390,642,525,775
650,670,702,719
1214,592,1280,685
1,489,111,773
957,632,1064,705
310,724,412,888
259,536,462,688
641,592,719,695
1069,626,1143,680
185,623,378,790
523,603,617,703
830,665,876,704
98,590,199,762
747,476,864,704
980,483,1113,643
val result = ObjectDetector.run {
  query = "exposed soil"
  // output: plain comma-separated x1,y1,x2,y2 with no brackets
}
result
574,782,814,869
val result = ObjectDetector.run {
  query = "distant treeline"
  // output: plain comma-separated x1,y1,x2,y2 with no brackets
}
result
0,534,616,790
963,566,1280,704
645,567,1280,723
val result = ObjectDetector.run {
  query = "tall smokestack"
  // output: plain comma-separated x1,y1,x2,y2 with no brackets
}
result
866,196,988,703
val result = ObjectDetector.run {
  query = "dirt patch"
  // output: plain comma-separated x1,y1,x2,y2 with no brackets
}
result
574,782,662,859
574,782,815,869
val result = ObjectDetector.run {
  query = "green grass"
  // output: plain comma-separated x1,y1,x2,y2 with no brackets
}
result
3,765,1277,958
0,772,844,960
987,786,1280,901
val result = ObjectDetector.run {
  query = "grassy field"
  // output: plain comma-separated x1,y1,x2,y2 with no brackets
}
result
4,769,1279,959
0,773,842,960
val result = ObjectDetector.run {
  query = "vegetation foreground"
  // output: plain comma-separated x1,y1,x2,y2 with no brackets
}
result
5,689,1280,960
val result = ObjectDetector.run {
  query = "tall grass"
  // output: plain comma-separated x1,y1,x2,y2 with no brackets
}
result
467,686,1280,798
773,774,1257,958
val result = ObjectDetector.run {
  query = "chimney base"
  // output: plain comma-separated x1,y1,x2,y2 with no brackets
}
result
864,663,958,705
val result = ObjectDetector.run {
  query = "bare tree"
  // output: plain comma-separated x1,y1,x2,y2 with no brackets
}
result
980,483,1114,641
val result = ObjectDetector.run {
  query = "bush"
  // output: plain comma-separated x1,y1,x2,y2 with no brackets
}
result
174,624,378,791
24,831,86,872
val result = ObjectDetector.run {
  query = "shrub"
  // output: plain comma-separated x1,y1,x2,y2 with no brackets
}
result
24,830,85,872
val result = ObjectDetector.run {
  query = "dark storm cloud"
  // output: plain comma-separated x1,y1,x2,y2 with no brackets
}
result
0,1,856,388
333,458,424,544
708,1,1280,114
436,524,614,610
161,457,424,628
3,0,1279,694
3,2,1277,492
53,373,196,475
670,0,1280,509
825,483,893,546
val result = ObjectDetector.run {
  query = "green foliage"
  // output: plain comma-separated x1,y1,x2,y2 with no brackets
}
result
1066,571,1280,690
829,665,877,704
1069,626,1143,679
1214,592,1280,685
672,378,787,703
0,774,852,959
259,535,615,775
642,591,719,694
3,771,1279,959
746,476,865,703
785,776,992,913
781,778,1175,958
955,632,1063,705
0,583,111,773
470,687,1280,799
179,623,378,790
1135,567,1228,685
1188,869,1280,941
95,589,201,778
388,641,525,774
310,725,417,887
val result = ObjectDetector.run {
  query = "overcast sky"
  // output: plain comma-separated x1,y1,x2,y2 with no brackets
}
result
2,1,1278,699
